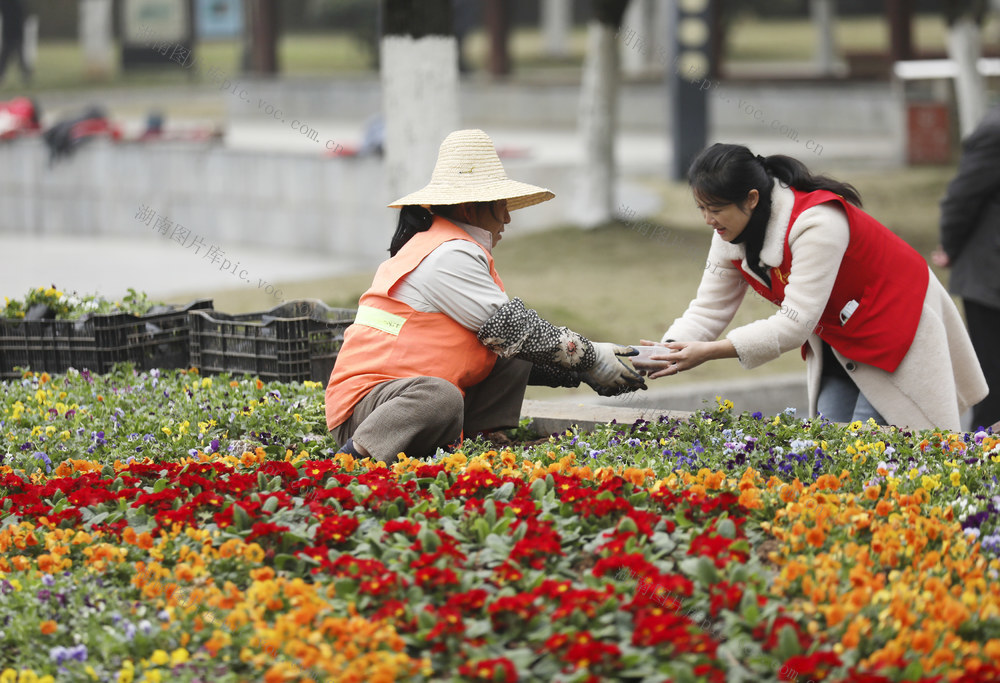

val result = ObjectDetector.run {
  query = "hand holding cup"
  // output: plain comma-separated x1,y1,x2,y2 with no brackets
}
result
630,341,677,373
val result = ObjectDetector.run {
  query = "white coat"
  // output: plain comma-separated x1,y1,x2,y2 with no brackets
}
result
663,181,987,431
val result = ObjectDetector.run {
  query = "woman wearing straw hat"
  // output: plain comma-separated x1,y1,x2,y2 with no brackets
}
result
325,129,645,464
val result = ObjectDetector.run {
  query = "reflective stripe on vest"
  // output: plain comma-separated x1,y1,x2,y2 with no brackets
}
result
354,305,406,336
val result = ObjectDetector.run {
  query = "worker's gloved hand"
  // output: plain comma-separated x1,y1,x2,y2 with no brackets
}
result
581,343,646,396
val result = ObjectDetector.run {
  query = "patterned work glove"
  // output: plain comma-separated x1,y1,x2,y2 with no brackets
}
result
528,363,582,388
478,298,646,395
580,343,646,397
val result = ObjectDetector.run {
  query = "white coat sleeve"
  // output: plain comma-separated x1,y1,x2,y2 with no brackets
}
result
725,204,850,369
662,240,749,343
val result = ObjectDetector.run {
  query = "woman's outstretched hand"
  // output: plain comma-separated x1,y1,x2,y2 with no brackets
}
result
638,339,739,379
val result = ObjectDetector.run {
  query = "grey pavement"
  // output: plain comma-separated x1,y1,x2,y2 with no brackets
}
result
2,233,357,306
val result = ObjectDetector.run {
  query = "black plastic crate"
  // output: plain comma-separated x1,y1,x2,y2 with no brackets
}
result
187,300,355,385
130,299,214,371
0,299,213,380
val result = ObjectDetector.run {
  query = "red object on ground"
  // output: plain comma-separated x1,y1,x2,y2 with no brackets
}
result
67,117,122,143
0,97,41,140
907,102,951,164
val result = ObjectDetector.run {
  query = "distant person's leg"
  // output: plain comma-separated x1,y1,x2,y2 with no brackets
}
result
817,374,858,423
965,299,1000,429
0,38,12,83
16,37,30,82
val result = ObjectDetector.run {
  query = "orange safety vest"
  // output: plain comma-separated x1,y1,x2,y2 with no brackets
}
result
733,188,928,373
325,217,504,430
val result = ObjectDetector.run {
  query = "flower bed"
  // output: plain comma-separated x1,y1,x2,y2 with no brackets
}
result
2,368,1000,682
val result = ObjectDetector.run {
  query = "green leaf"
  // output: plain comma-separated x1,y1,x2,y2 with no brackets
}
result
416,608,436,631
618,516,639,534
428,483,444,502
462,618,493,639
901,660,926,680
679,556,720,585
775,623,803,662
233,504,251,531
261,496,279,514
152,478,169,494
530,477,547,500
493,481,515,501
717,517,736,539
740,591,761,626
274,554,301,572
333,578,358,599
87,511,110,527
417,526,439,552
474,517,490,544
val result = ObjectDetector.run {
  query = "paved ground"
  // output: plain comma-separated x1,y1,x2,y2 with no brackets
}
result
2,233,354,305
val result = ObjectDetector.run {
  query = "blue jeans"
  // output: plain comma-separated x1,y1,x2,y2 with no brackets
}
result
817,374,886,425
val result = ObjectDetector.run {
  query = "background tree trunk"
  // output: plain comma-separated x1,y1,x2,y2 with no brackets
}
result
79,0,114,79
810,0,838,76
574,0,629,228
485,0,511,77
945,0,988,138
244,0,279,75
380,0,459,204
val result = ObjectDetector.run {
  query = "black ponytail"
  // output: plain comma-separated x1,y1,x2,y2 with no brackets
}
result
687,143,862,286
762,154,862,207
389,206,434,256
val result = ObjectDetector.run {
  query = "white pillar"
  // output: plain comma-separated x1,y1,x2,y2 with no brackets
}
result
380,35,460,204
621,0,653,76
575,21,619,227
948,15,988,139
652,0,673,74
23,15,38,71
810,0,836,76
542,0,571,58
79,0,114,78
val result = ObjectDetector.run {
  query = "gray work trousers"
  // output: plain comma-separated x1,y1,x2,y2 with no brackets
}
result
330,357,531,463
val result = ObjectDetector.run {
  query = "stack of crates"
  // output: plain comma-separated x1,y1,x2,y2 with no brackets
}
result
187,300,356,386
0,299,213,380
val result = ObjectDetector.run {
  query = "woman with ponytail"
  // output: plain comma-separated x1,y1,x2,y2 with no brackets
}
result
640,143,986,431
325,130,645,464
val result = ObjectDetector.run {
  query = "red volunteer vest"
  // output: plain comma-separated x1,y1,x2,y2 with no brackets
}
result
325,218,503,430
733,189,928,373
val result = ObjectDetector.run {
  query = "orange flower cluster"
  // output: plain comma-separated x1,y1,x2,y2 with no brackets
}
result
761,475,1000,679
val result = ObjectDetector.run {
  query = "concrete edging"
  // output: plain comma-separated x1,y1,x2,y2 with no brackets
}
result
521,398,692,437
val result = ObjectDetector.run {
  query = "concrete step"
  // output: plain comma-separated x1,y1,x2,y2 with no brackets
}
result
521,372,808,436
521,398,692,437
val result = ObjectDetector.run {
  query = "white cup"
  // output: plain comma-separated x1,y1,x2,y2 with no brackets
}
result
629,344,674,370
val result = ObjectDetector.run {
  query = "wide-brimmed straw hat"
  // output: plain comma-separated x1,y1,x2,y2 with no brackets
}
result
388,129,555,211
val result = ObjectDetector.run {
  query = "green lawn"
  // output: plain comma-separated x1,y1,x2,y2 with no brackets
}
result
7,11,991,95
724,12,1000,63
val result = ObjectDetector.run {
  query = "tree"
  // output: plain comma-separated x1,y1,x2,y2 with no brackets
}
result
243,0,279,75
944,0,988,138
380,0,460,203
574,0,630,227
